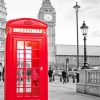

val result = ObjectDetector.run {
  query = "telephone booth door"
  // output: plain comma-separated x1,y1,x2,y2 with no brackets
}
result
5,18,48,100
15,38,46,100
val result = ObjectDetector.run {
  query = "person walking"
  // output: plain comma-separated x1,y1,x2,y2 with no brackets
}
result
59,69,62,82
2,67,4,82
62,69,67,84
0,71,1,81
48,65,53,82
52,69,55,81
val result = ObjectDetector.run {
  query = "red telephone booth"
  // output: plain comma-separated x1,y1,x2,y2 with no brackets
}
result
5,18,48,100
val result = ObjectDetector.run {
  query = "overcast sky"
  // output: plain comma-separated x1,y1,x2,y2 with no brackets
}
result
4,0,100,46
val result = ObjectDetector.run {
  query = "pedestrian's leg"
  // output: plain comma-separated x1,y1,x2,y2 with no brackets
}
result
49,77,50,82
64,78,66,84
63,78,64,84
50,77,52,82
65,78,66,83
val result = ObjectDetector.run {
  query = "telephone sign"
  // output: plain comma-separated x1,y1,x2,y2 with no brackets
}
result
5,18,48,100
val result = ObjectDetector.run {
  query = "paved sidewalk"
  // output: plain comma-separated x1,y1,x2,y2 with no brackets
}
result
0,77,100,100
0,81,4,100
49,76,100,100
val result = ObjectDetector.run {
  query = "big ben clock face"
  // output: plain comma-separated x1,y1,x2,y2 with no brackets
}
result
44,14,52,22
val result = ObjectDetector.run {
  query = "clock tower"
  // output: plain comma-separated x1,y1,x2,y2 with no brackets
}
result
38,0,56,68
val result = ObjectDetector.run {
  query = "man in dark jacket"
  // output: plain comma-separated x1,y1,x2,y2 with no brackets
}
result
48,66,53,82
62,69,67,84
2,67,4,82
0,71,1,81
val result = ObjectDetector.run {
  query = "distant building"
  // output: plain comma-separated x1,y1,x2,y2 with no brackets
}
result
0,0,7,71
56,45,100,70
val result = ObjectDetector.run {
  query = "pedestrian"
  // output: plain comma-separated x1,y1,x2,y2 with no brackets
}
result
52,69,55,81
62,69,67,84
2,67,4,82
72,74,75,83
48,65,53,82
66,74,69,82
76,72,79,83
59,69,62,82
60,74,62,82
0,71,1,81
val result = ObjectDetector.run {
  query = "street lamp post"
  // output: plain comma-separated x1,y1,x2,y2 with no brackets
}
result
80,21,89,69
66,58,69,82
73,2,80,69
66,58,69,72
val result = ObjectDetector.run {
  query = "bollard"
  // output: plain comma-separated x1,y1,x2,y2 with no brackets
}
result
73,75,75,83
60,75,62,82
67,75,69,82
53,75,55,81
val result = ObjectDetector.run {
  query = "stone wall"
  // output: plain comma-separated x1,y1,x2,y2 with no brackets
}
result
76,69,100,96
56,55,100,69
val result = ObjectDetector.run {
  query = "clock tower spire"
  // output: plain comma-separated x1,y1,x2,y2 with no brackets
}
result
38,0,56,68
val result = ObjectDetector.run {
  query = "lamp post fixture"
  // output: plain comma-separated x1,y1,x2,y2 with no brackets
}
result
80,21,89,69
73,2,80,69
66,58,69,72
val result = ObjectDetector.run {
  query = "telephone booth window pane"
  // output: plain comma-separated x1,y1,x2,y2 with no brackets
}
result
20,54,24,58
26,53,31,58
17,41,24,49
17,50,24,53
26,50,31,53
19,88,23,93
26,62,31,68
17,69,24,77
26,69,31,77
26,88,31,92
25,46,32,49
17,61,24,68
17,81,24,87
20,61,24,68
17,54,19,58
17,88,24,93
26,78,31,87
25,41,32,49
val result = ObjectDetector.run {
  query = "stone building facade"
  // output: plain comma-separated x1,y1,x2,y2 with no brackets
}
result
0,0,7,71
56,45,100,70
